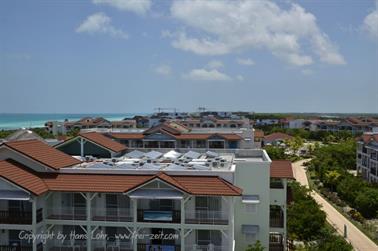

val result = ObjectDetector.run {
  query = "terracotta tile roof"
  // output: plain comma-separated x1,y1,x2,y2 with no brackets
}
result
216,133,243,141
109,133,145,140
175,134,211,140
79,132,127,153
271,160,294,179
0,161,242,196
359,133,378,144
2,139,81,170
264,132,293,142
44,173,152,193
170,175,242,196
0,160,48,195
254,129,264,138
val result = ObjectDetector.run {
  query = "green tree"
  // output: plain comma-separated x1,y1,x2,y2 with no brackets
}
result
264,145,287,160
324,170,341,191
288,182,327,241
245,240,264,251
286,136,304,154
354,188,378,218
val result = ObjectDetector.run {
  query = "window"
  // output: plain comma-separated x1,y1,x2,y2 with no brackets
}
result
270,178,284,189
245,233,256,242
197,230,221,246
195,197,221,211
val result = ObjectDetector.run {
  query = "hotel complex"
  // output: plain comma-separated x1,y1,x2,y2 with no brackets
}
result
356,132,378,183
0,129,293,251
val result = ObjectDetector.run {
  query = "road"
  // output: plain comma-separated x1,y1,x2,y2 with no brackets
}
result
292,160,378,251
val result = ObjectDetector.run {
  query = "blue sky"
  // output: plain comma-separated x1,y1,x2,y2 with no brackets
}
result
0,0,377,114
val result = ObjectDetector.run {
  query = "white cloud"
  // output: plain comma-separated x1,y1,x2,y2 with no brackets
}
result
76,12,128,39
237,58,255,66
207,60,224,69
236,75,244,81
183,68,232,81
363,1,378,39
155,64,172,76
93,0,151,15
169,0,345,66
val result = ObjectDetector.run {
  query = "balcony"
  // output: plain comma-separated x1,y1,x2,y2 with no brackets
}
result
137,209,181,223
47,240,86,251
0,246,32,251
92,208,132,222
270,206,284,228
185,245,228,251
269,243,284,251
0,210,32,224
46,207,86,221
137,243,180,251
185,210,228,225
92,240,133,251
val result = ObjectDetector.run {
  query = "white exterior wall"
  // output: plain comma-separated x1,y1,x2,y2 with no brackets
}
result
234,158,271,250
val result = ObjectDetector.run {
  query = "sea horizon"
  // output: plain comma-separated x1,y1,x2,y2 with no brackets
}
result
0,113,147,130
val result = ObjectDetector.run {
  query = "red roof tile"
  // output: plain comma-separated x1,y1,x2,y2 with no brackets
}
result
0,160,48,195
271,160,294,179
3,140,81,170
109,133,145,140
170,175,242,196
79,132,127,153
44,173,152,193
264,132,293,142
0,161,242,196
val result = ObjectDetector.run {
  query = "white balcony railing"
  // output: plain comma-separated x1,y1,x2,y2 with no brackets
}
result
46,240,86,251
185,210,228,225
46,207,86,221
92,240,133,251
185,244,229,251
92,208,133,222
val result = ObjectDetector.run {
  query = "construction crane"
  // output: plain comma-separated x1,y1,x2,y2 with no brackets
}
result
154,107,178,114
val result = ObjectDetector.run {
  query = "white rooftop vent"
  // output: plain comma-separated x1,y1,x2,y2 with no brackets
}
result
125,150,145,158
206,151,219,158
144,150,163,159
163,150,182,159
182,151,201,159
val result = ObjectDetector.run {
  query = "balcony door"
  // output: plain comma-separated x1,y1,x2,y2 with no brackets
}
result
195,197,221,211
196,230,222,247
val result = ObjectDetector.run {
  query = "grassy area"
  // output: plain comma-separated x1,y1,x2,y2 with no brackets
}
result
306,169,378,245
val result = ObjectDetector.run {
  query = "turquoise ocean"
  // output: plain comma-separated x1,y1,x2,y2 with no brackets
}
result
0,113,143,130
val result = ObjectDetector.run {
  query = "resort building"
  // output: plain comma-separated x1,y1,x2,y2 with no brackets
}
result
45,117,137,135
356,132,378,183
77,122,256,150
263,133,293,147
0,137,293,251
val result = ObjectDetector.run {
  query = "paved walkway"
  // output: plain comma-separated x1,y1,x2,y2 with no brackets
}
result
292,160,378,251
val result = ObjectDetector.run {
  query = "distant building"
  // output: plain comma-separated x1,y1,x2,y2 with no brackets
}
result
356,132,378,183
45,117,137,135
82,122,256,149
263,133,293,146
310,117,378,134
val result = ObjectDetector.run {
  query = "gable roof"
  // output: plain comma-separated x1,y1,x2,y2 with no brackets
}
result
254,129,264,138
0,159,48,195
264,132,293,142
79,132,127,153
2,139,81,170
109,133,145,140
271,160,294,179
171,175,242,196
0,161,242,196
5,129,44,142
358,133,378,144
